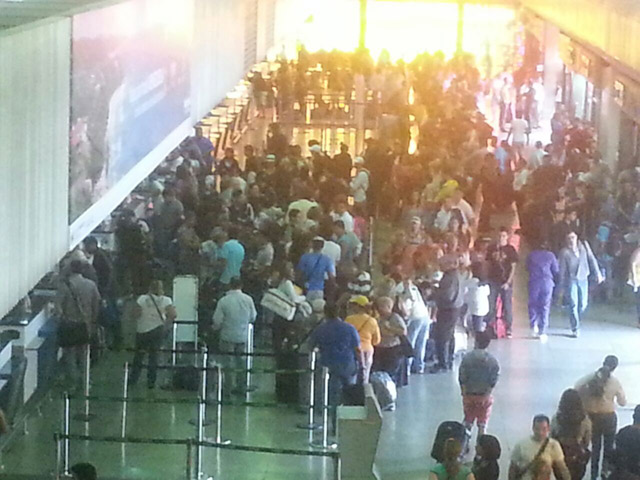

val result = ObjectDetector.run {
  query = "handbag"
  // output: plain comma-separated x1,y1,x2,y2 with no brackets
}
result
58,280,90,348
261,289,297,321
397,335,415,358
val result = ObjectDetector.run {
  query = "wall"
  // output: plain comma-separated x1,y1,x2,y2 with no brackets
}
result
191,0,249,123
522,0,640,78
0,19,72,318
0,0,282,319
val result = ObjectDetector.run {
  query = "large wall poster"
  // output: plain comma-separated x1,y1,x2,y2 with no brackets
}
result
69,0,192,236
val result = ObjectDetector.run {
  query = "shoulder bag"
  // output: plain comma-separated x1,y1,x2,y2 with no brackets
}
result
515,437,550,480
58,280,90,348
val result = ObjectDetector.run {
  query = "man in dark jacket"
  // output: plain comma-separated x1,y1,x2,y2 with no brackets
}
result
459,331,500,441
430,255,465,373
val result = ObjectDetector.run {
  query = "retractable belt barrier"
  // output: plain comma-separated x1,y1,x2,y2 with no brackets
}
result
56,391,341,480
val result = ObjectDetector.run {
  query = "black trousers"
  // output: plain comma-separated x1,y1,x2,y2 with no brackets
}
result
589,411,617,478
434,308,460,369
130,326,165,388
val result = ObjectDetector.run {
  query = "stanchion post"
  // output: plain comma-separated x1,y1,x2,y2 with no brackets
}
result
297,350,319,430
172,323,178,366
196,397,204,479
321,367,329,448
189,347,212,426
213,365,230,445
185,439,194,480
368,216,374,268
311,367,331,449
73,345,95,422
63,393,70,475
245,323,256,394
333,454,342,480
54,433,62,480
121,362,130,438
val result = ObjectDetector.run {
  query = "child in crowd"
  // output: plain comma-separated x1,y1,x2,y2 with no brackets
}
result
464,262,491,335
472,434,501,480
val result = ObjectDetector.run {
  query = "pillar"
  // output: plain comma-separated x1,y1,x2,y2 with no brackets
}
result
359,0,367,51
598,65,621,169
543,21,562,116
456,1,464,55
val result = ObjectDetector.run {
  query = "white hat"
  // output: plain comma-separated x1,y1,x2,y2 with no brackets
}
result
309,145,322,153
354,156,365,165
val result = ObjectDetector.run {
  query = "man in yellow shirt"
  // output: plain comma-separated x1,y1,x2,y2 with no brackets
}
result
345,296,381,383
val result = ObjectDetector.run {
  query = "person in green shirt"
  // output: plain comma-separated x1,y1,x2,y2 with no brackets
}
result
429,438,475,480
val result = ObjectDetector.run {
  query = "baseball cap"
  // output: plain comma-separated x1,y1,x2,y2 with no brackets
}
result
309,144,322,153
354,156,365,165
349,295,370,307
410,216,421,224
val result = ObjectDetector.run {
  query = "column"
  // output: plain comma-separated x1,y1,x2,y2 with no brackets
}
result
598,65,621,168
543,21,562,116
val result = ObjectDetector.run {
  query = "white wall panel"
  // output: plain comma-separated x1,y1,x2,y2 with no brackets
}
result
0,19,71,318
191,0,248,123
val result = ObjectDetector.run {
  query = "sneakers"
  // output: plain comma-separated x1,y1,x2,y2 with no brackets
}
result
539,333,548,343
506,331,513,339
531,326,540,338
571,330,580,338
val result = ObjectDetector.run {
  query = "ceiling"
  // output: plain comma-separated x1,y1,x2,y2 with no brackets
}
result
0,0,103,30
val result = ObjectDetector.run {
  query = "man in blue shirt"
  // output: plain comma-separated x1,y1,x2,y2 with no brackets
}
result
214,227,245,285
309,303,360,408
193,127,214,168
296,237,336,301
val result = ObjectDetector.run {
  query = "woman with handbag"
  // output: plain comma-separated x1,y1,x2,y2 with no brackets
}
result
129,280,176,390
551,389,592,479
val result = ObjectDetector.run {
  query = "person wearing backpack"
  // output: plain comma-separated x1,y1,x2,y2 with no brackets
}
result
551,389,592,479
575,355,627,480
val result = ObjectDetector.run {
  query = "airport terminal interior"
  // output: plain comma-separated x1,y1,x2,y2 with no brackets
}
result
0,0,639,479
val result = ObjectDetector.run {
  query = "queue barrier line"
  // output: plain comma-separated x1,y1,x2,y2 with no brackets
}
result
92,346,307,357
131,364,311,374
65,393,330,411
55,433,340,458
54,430,341,480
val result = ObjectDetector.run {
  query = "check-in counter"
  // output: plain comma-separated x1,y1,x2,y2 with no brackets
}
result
0,293,57,406
337,384,383,480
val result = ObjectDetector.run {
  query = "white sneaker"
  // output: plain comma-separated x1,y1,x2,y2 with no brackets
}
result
539,333,548,343
531,326,539,338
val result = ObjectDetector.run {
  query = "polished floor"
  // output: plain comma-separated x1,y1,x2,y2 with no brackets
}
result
1,250,639,479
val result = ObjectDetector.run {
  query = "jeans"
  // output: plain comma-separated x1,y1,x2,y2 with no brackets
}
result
489,283,513,331
434,308,460,369
219,341,247,393
61,344,88,391
406,316,430,372
327,360,358,407
528,281,554,333
589,412,617,478
361,350,374,384
566,279,589,332
130,326,165,388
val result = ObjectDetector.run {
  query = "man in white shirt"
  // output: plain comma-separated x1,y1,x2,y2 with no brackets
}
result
213,277,257,394
508,113,529,151
330,199,354,233
130,280,176,389
321,236,342,265
509,415,571,480
350,157,369,210
451,189,474,226
434,197,455,232
528,141,545,169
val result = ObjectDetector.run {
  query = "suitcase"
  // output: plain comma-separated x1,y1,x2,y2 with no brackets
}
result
172,365,200,391
342,383,365,406
275,350,301,404
431,421,469,462
370,371,397,411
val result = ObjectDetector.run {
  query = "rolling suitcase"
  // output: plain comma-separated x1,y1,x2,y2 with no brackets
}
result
430,421,469,462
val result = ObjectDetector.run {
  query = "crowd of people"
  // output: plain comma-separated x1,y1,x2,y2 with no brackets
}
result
48,46,640,480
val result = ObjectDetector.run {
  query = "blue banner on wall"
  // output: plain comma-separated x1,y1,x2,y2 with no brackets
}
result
69,0,192,224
